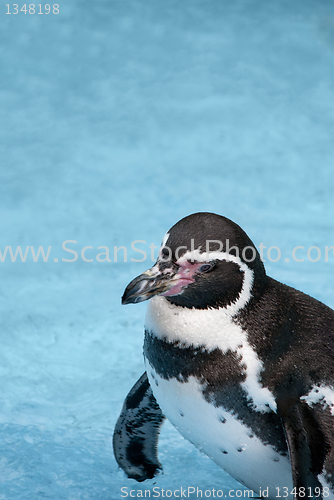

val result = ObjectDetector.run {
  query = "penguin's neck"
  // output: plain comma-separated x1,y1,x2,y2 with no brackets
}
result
145,296,244,352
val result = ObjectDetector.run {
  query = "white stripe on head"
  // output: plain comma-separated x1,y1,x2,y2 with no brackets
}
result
176,249,254,316
161,232,170,248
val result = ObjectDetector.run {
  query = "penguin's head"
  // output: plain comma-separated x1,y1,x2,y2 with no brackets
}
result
122,212,267,310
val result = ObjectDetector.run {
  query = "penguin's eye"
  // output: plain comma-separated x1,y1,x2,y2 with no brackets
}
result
160,246,172,261
198,263,215,273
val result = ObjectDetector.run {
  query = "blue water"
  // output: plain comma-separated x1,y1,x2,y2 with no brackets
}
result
1,0,334,498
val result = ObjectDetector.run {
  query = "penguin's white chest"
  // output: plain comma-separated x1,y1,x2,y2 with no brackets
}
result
146,365,293,499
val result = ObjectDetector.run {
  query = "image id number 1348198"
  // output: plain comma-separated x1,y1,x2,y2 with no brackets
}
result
6,4,59,14
275,487,330,498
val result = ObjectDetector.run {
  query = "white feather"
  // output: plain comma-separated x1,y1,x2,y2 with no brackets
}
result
301,385,334,416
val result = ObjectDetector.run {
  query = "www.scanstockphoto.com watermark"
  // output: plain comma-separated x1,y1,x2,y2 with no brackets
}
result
1,239,334,264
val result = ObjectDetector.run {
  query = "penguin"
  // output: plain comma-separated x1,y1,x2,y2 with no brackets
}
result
113,212,334,499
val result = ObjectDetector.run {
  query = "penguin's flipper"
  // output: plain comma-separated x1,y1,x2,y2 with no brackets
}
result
278,398,328,497
113,372,165,482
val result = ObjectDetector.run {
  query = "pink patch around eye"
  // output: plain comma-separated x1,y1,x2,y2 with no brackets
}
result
161,261,204,297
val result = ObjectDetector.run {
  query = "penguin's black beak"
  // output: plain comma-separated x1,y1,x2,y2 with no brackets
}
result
122,263,179,305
